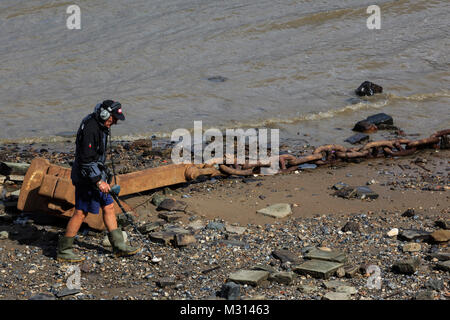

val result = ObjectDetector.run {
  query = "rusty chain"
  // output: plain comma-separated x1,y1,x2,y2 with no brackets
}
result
190,129,450,178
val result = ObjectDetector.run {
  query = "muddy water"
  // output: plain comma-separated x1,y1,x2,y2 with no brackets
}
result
0,0,448,146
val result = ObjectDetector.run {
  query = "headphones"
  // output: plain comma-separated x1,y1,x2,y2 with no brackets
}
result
98,101,121,121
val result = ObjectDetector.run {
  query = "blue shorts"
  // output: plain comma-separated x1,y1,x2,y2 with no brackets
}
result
74,184,114,214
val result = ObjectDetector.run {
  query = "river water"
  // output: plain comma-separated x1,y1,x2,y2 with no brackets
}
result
0,0,449,146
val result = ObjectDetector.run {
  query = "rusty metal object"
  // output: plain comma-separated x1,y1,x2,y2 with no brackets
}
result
18,158,208,230
17,129,449,230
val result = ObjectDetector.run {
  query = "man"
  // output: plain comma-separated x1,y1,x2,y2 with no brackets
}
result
57,100,140,262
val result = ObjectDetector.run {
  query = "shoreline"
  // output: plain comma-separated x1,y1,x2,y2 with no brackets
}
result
0,138,449,300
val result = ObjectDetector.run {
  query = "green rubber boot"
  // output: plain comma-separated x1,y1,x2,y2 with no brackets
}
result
56,236,85,263
107,229,140,257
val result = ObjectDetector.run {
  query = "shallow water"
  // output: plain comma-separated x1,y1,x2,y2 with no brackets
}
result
0,0,449,146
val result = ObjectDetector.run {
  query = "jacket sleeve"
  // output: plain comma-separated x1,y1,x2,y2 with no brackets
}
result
77,122,103,184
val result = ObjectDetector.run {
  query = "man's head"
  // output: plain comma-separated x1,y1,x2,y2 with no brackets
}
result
97,100,125,128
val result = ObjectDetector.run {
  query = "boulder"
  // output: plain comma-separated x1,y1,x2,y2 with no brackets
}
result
355,81,383,97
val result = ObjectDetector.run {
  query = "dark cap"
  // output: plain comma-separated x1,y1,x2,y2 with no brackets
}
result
102,100,125,121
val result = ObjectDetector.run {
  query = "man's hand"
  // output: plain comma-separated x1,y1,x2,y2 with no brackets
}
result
97,180,111,193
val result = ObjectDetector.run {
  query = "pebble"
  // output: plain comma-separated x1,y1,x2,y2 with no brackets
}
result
0,231,8,240
387,228,399,237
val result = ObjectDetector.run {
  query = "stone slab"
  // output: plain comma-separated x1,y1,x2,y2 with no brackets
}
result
228,270,269,286
257,203,291,218
304,248,347,263
293,260,344,279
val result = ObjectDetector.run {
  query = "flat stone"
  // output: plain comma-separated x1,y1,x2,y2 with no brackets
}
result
158,211,184,222
272,249,300,264
392,258,421,274
157,199,187,212
435,261,450,272
175,234,196,247
138,221,165,234
403,243,421,252
293,260,344,279
251,265,278,274
345,133,369,145
336,286,358,295
55,288,80,298
228,270,269,286
430,229,450,243
268,272,295,285
187,220,205,231
398,229,431,242
322,292,350,300
257,203,291,218
428,252,450,261
225,224,246,235
323,280,347,290
304,248,347,263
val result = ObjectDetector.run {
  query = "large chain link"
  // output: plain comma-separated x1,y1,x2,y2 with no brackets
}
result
196,129,450,176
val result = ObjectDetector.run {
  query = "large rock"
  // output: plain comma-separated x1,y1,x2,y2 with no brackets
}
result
257,203,291,218
355,81,383,97
392,258,420,274
430,230,450,243
293,260,344,279
228,270,269,286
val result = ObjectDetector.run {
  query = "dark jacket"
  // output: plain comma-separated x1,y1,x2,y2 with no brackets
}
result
71,112,109,186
